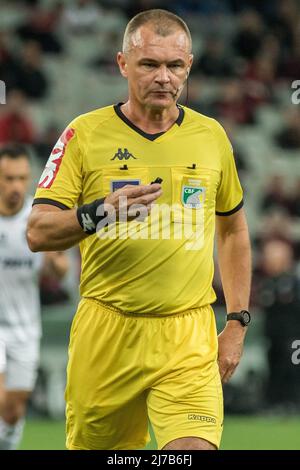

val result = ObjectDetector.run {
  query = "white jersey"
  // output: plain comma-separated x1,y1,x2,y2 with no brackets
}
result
0,197,43,342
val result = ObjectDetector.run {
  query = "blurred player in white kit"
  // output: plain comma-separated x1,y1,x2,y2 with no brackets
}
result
0,145,69,449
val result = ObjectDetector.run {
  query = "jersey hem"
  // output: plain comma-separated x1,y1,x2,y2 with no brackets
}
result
81,297,214,318
215,199,244,216
32,198,70,210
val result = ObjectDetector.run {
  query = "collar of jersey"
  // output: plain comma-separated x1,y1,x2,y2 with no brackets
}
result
114,103,184,141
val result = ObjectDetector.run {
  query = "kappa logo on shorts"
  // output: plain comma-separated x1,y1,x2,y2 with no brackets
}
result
38,127,75,189
181,186,205,209
188,414,216,424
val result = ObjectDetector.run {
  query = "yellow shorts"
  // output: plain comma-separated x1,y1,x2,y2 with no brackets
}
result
65,298,223,450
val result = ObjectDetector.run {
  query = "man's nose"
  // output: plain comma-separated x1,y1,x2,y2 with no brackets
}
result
155,66,170,84
12,180,24,193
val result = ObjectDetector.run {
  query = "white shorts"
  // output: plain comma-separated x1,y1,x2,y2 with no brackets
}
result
0,337,40,391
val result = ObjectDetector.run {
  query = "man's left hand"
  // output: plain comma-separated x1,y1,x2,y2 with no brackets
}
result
218,321,247,384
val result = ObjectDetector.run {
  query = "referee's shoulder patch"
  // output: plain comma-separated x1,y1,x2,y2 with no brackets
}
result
38,127,75,189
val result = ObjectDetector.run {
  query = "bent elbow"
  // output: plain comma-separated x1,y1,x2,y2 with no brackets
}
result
26,228,43,252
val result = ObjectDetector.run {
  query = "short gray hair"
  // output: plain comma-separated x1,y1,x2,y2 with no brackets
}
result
123,9,192,53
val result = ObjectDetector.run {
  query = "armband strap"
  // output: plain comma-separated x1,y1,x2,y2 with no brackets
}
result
76,198,107,234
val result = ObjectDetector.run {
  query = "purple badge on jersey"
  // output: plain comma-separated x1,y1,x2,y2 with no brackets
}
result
111,180,140,192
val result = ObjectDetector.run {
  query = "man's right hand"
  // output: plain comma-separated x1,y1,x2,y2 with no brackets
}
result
104,183,162,220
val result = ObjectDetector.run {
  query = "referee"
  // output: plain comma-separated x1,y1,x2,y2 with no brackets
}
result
27,9,251,450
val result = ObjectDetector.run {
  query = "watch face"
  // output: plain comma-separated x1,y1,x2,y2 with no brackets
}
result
242,311,251,325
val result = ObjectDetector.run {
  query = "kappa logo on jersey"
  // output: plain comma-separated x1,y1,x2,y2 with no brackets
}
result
38,127,75,188
182,186,205,209
111,148,137,160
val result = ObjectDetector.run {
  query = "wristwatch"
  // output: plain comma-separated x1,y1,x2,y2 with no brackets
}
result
226,310,251,327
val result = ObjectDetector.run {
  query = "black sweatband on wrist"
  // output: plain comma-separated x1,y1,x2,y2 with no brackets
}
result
76,198,107,234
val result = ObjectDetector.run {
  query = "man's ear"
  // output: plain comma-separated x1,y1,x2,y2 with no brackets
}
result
117,52,128,78
188,53,194,73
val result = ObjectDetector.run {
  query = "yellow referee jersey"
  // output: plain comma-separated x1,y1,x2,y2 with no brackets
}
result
33,104,243,314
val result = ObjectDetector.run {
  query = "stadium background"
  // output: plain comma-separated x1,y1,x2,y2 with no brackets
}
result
1,0,300,450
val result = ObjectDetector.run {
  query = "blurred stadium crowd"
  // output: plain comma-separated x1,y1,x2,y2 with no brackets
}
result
0,0,300,415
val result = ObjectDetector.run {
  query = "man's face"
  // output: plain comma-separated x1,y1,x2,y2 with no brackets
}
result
0,157,30,210
118,25,193,110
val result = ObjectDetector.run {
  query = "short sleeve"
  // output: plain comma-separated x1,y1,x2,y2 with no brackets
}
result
215,124,243,216
33,122,82,210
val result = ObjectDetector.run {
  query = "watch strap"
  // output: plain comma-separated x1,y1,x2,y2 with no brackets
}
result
227,311,251,326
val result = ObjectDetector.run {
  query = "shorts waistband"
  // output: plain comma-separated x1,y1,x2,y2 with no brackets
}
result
81,297,212,318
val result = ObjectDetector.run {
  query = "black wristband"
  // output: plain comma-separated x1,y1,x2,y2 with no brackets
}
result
227,310,251,327
76,198,107,234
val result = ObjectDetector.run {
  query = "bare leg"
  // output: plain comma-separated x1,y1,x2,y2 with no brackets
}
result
0,390,31,449
162,436,217,450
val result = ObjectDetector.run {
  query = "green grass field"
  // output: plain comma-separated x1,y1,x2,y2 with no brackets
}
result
19,416,300,450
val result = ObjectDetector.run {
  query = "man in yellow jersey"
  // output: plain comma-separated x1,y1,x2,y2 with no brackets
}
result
27,9,251,450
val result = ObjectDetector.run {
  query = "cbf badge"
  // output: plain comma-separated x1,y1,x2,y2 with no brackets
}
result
181,183,205,209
